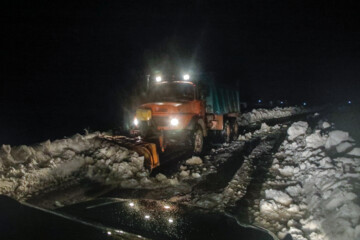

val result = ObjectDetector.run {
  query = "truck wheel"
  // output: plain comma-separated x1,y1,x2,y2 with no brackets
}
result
232,121,239,141
193,125,204,155
223,120,231,143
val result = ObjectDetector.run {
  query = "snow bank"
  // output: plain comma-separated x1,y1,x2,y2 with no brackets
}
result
0,133,150,200
253,121,360,240
239,107,306,126
0,130,212,202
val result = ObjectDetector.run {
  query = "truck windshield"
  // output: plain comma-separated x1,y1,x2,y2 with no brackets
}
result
148,83,195,102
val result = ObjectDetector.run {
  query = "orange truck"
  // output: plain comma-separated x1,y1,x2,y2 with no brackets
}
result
131,73,241,157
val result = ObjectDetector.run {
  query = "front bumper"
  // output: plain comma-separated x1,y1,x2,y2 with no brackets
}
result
134,114,194,141
144,128,192,145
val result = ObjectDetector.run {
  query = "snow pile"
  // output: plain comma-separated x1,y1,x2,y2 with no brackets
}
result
252,121,360,240
0,133,150,200
239,107,305,126
265,189,293,206
185,156,203,165
324,130,357,155
238,123,282,140
254,123,281,135
176,156,205,181
325,131,351,149
287,121,308,140
238,132,253,141
259,122,271,132
305,131,327,149
322,122,331,129
348,148,360,157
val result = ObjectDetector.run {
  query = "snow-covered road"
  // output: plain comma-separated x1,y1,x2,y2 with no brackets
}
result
3,106,358,240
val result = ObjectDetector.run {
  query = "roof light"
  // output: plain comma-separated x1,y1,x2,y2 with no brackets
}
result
155,76,162,82
183,74,190,80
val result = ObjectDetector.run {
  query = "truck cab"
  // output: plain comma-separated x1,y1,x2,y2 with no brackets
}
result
132,73,240,154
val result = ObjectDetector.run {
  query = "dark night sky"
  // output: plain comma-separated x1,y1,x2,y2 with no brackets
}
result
2,0,360,145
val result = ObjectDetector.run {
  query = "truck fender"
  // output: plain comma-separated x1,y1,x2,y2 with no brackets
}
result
197,118,207,137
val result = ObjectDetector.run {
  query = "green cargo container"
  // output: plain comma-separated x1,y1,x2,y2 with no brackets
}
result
200,75,241,115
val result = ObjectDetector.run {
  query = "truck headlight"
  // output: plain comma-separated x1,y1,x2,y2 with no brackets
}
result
155,76,162,82
133,117,139,126
170,118,179,126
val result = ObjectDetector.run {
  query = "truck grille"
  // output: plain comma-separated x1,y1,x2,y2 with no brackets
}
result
152,116,169,127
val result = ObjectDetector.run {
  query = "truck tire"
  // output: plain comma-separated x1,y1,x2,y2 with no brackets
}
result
192,125,204,155
231,121,239,141
222,120,231,143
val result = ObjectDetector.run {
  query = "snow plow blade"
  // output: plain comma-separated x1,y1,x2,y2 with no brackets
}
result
98,135,160,170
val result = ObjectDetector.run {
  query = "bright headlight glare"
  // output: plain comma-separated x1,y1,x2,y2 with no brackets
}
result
183,74,190,80
133,118,139,126
155,76,162,82
170,118,179,126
